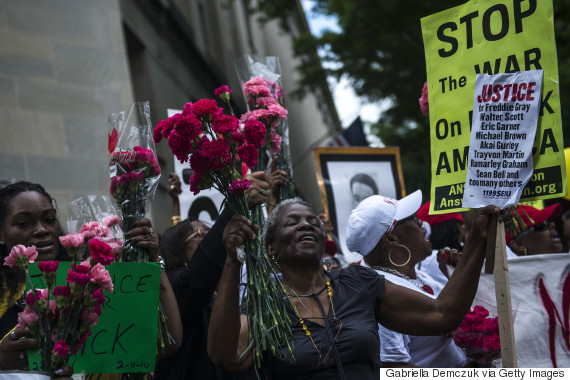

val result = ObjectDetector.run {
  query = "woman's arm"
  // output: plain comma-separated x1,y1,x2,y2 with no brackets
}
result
378,205,499,335
207,214,255,372
130,218,183,357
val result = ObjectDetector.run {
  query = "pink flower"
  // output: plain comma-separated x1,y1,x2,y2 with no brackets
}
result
419,81,429,116
89,239,115,266
123,171,145,183
267,103,288,120
81,309,99,326
67,271,91,287
37,261,59,273
17,306,38,329
246,85,270,98
190,150,217,175
53,340,70,358
237,144,259,169
153,113,180,143
268,132,282,155
229,180,251,194
243,119,267,148
59,233,85,248
256,96,277,108
213,115,240,134
102,215,121,228
90,263,114,292
4,245,38,269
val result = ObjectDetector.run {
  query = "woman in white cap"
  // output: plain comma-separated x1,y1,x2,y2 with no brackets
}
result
207,195,499,378
348,191,467,367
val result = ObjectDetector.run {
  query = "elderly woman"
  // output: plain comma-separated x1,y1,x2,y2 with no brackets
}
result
0,182,181,379
207,195,499,378
351,191,466,367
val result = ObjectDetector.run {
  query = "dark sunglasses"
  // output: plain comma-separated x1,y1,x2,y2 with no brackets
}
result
394,214,419,228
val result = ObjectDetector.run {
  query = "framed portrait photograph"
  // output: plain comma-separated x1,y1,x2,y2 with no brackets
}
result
313,147,406,264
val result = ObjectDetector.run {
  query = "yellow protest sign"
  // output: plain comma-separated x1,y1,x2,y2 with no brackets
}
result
421,0,566,214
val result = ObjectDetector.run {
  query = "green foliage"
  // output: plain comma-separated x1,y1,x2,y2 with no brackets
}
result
256,0,570,200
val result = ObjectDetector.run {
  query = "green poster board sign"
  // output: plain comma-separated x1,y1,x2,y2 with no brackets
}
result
421,0,566,214
27,262,160,374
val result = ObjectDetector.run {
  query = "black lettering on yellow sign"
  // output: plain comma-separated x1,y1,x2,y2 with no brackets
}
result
532,128,559,156
435,118,464,139
474,47,542,75
437,0,537,58
539,90,554,116
436,146,470,175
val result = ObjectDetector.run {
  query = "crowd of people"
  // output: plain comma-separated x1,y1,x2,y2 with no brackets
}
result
0,158,567,378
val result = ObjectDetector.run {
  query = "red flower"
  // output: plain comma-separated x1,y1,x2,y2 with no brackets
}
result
244,119,267,148
174,114,203,141
182,102,193,116
67,271,91,286
190,151,217,175
192,99,221,121
214,85,233,97
108,128,118,153
202,138,230,168
237,143,258,169
229,180,251,194
154,113,181,144
189,173,202,195
231,131,244,145
213,115,239,134
53,340,70,358
168,131,194,163
89,239,115,266
53,285,71,298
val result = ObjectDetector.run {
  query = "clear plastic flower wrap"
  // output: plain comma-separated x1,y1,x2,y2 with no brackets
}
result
453,305,501,366
234,54,296,201
65,195,124,261
108,102,161,262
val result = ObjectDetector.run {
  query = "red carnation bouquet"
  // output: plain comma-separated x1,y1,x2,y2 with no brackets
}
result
235,54,296,202
108,102,161,262
3,240,114,376
154,87,294,369
453,305,501,365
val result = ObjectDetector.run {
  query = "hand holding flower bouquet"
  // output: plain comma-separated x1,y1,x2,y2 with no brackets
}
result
453,305,501,366
154,88,293,369
4,241,114,375
235,54,296,202
108,102,161,262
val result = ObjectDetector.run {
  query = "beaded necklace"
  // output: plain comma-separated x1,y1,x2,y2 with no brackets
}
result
372,266,434,295
286,279,335,358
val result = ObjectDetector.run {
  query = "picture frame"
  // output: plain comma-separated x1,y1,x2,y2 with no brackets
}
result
313,147,406,263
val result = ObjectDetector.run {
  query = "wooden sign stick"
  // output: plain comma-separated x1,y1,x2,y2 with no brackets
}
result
490,215,518,367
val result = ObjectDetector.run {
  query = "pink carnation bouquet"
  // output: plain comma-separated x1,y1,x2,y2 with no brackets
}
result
4,243,113,375
154,87,294,369
108,102,161,262
453,305,501,365
235,54,296,202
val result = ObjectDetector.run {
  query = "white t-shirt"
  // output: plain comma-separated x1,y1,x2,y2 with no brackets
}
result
376,270,467,367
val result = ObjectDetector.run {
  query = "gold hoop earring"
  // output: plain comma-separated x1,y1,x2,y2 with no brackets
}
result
388,244,411,266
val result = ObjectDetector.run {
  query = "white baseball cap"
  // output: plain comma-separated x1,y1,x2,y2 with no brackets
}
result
346,190,423,256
